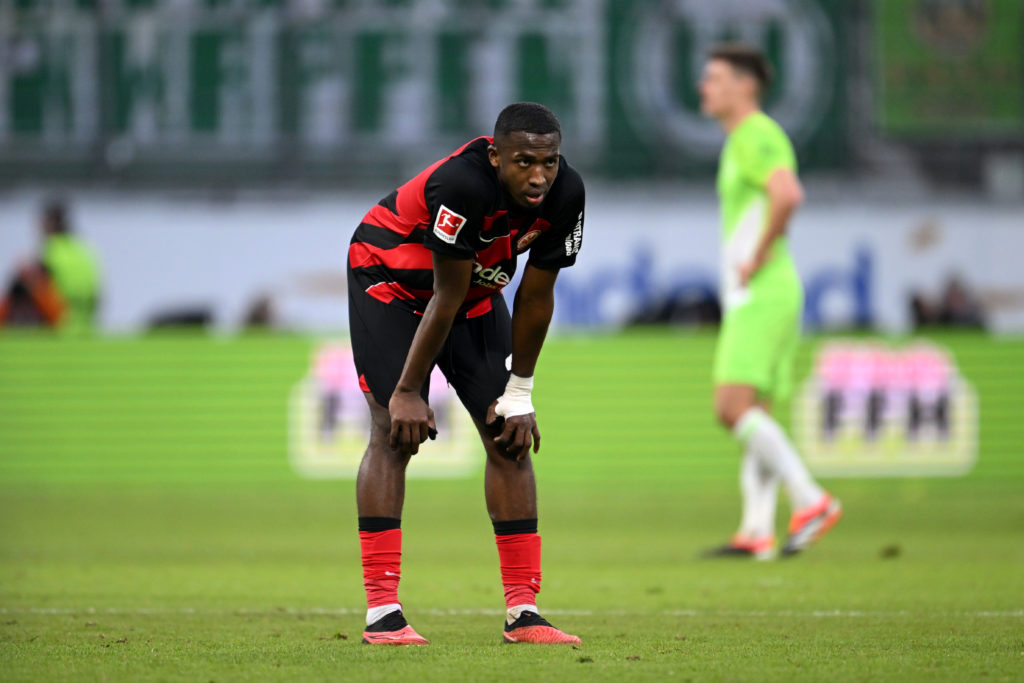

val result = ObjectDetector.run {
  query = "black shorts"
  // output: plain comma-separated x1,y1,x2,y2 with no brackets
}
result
348,285,511,423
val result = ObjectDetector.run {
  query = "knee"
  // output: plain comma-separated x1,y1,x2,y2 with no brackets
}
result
366,414,411,464
715,395,748,431
484,444,531,470
715,403,738,431
369,409,391,437
364,394,393,440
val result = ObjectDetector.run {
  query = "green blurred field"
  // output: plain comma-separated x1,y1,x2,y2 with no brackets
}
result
1,331,1022,681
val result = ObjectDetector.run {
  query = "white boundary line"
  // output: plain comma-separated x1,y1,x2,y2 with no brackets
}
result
1,607,1021,618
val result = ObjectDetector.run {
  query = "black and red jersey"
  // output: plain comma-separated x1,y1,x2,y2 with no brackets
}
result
348,137,585,318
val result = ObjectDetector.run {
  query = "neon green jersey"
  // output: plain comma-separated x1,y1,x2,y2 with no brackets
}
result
43,234,100,333
716,111,802,312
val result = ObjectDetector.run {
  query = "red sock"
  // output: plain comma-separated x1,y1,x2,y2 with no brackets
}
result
359,524,402,609
495,532,542,610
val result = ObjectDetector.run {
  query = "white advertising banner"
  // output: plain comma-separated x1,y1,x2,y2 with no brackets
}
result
1,189,1021,334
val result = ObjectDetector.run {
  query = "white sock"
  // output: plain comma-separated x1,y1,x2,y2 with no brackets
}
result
738,446,779,539
366,603,402,626
507,603,538,624
735,407,823,511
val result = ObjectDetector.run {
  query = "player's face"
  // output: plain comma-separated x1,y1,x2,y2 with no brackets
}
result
700,59,743,119
489,132,561,210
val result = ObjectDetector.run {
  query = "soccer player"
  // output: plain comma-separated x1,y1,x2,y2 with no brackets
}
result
347,103,584,645
699,45,842,559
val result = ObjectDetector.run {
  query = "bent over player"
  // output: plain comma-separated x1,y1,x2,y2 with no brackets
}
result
348,103,584,645
699,45,841,559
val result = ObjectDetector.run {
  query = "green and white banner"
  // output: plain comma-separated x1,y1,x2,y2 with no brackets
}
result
0,0,848,179
875,0,1024,137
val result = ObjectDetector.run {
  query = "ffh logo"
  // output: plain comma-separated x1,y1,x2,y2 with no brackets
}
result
433,205,468,244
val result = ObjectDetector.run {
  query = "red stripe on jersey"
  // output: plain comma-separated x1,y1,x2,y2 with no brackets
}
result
464,297,494,319
481,210,508,234
358,374,370,393
349,242,434,271
476,235,513,264
350,135,548,318
361,137,491,235
365,281,417,304
362,204,415,236
407,287,435,300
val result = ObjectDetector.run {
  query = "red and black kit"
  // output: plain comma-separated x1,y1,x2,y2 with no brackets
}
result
347,136,585,420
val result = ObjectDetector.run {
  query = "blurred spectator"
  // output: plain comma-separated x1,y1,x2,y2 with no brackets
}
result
909,293,936,327
0,199,101,333
626,286,721,327
0,263,64,328
148,307,213,329
908,274,986,330
241,293,277,329
937,276,985,328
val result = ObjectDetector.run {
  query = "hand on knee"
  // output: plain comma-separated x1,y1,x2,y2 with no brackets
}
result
485,445,531,469
368,427,412,463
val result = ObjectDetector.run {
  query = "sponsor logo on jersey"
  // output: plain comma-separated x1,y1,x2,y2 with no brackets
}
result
433,205,467,244
473,261,512,287
564,211,583,256
517,229,542,251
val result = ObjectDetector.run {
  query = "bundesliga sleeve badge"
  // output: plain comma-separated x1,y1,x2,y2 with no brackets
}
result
433,205,468,244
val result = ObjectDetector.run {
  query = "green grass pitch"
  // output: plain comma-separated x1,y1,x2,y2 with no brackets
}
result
1,331,1022,681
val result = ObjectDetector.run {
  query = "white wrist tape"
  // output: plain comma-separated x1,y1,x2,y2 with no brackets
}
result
494,374,535,418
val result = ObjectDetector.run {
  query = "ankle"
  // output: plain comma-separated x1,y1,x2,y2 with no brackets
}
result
366,603,402,626
506,604,538,624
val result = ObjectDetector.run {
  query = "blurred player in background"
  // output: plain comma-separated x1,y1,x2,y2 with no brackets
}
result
699,45,841,559
348,103,584,645
0,199,100,333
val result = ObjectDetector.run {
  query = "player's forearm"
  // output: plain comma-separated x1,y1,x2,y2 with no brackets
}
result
395,253,473,394
754,200,795,263
754,170,804,267
394,296,460,394
510,286,554,378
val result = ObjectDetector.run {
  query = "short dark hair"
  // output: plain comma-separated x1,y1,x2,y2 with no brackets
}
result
42,199,70,234
708,43,774,95
493,102,561,141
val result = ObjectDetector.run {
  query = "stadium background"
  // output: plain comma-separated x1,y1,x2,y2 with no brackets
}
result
2,1,1023,680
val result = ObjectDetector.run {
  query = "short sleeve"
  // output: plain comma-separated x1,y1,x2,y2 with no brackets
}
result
527,168,585,271
422,160,488,259
737,123,796,189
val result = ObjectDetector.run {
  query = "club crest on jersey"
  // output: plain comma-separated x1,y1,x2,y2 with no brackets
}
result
517,229,542,252
433,205,467,244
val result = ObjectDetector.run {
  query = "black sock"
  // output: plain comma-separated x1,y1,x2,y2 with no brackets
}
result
359,516,401,533
492,518,538,536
